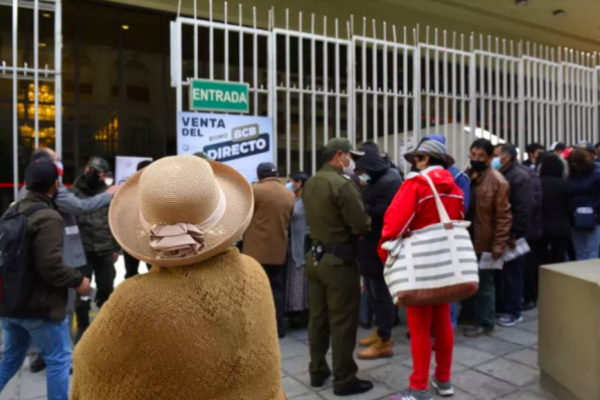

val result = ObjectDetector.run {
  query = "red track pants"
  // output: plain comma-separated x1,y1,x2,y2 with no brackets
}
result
406,303,454,390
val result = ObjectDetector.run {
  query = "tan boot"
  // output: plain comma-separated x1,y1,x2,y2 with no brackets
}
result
357,336,394,360
358,329,378,347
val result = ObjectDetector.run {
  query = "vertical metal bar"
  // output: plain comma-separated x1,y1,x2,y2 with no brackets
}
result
593,61,599,144
495,39,500,139
268,10,276,166
193,0,198,78
469,35,477,136
323,17,328,146
487,37,493,137
253,7,258,115
347,21,354,145
544,53,550,147
209,0,214,79
443,31,448,139
34,0,39,148
55,0,62,158
311,14,316,175
383,22,388,153
558,52,564,143
479,35,485,132
502,40,508,142
510,44,516,145
518,47,525,159
372,19,378,145
526,58,532,146
394,26,400,164
413,39,421,155
239,4,243,83
566,53,571,144
299,12,304,171
362,21,367,143
450,32,456,156
335,19,340,139
425,27,430,134
12,0,19,199
224,2,228,81
460,34,466,157
551,50,557,144
285,11,290,174
434,29,440,132
577,56,583,142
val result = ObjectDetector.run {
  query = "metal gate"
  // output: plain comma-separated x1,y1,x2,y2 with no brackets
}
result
171,1,600,176
1,0,62,199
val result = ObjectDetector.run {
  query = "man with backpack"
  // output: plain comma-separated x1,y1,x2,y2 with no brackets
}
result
0,159,91,400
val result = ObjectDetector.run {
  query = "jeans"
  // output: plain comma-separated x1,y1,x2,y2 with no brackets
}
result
263,264,285,335
0,318,71,400
450,302,458,329
407,304,453,390
496,256,524,318
571,226,600,261
364,275,395,340
474,269,496,330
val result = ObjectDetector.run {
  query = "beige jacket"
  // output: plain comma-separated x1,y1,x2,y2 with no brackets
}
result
243,178,295,265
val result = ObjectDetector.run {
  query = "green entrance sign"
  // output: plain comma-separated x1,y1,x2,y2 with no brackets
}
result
189,79,250,113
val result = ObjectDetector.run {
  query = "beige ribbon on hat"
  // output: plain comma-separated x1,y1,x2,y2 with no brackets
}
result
139,188,227,258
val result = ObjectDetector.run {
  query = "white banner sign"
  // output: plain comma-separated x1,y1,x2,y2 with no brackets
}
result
177,112,274,183
115,156,153,185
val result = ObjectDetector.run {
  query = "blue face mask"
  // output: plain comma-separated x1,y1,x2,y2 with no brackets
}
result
358,174,371,183
285,182,295,191
491,157,502,170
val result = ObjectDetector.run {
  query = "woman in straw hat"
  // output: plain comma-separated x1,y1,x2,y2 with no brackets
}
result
70,155,286,400
378,140,465,400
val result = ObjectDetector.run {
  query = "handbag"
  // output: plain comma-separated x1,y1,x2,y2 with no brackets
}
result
382,172,479,307
573,207,597,231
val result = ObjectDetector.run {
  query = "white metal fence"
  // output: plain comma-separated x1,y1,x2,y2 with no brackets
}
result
1,0,62,199
171,1,600,176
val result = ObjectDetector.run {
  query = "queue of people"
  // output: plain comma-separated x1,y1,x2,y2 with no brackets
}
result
2,134,600,400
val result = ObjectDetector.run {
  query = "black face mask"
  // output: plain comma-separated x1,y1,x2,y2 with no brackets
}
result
470,160,488,173
410,163,420,172
81,171,102,191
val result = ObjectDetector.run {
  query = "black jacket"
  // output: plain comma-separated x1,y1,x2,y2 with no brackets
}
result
501,162,534,239
71,178,119,255
0,193,83,321
517,164,543,241
355,149,402,277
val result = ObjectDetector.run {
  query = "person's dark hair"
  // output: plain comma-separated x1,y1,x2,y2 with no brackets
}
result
323,149,338,163
290,172,309,186
595,142,600,150
360,141,379,153
568,149,596,175
500,144,518,161
470,139,494,157
526,143,544,155
539,154,564,178
415,154,448,169
535,151,549,168
137,160,152,171
30,148,52,164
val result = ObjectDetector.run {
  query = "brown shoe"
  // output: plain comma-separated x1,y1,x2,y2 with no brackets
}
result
357,336,394,360
358,329,378,347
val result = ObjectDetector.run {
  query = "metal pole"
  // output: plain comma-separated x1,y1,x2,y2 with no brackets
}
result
55,0,62,158
34,0,39,148
13,0,19,200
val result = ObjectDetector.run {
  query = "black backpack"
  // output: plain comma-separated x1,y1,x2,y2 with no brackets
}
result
0,203,49,312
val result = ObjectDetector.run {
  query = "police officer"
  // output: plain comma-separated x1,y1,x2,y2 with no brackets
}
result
303,138,373,397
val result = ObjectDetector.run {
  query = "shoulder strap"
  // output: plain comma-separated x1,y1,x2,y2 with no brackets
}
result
20,203,50,217
419,172,451,224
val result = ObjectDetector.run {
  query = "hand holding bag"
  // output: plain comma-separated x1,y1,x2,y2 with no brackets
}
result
382,172,479,306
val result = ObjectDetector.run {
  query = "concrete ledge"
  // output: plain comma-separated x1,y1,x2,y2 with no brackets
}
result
539,260,600,400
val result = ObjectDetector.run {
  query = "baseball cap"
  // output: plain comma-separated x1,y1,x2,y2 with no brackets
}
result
86,157,111,173
257,162,277,176
25,159,59,193
575,142,595,154
550,142,566,152
325,138,365,157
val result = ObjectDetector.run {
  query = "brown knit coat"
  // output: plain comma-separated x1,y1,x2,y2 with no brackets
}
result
70,248,285,400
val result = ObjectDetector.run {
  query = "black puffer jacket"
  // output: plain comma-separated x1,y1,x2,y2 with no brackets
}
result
517,164,543,241
501,162,534,239
71,177,119,255
355,148,402,277
540,155,572,237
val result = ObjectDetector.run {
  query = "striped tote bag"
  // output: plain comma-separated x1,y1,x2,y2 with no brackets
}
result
382,173,479,307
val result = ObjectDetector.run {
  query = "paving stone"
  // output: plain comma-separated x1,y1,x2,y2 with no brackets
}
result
282,354,312,376
289,329,310,342
498,388,557,400
283,376,312,399
354,353,394,372
320,383,394,400
525,382,559,399
367,362,413,391
453,370,518,400
295,372,333,392
292,393,326,400
451,344,497,367
281,340,311,360
522,308,539,320
431,388,476,400
494,328,538,347
518,319,539,334
475,358,539,387
400,354,468,375
461,334,523,357
504,348,539,369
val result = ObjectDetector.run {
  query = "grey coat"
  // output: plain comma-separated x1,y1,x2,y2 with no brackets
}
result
18,185,111,268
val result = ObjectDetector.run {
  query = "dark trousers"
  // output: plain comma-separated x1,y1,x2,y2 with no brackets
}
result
496,256,524,318
474,269,496,330
539,235,568,266
364,274,394,340
263,264,285,335
75,252,116,341
306,257,360,390
523,239,540,304
124,251,151,279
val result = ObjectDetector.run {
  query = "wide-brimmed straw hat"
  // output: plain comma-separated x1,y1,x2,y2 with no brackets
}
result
109,155,253,268
404,139,455,167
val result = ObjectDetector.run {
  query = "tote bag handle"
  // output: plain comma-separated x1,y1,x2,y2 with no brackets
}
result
420,172,452,225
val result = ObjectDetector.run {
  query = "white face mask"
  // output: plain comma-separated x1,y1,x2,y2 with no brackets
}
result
104,177,114,186
342,154,355,176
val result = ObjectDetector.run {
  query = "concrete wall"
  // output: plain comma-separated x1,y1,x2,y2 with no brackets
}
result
539,261,600,400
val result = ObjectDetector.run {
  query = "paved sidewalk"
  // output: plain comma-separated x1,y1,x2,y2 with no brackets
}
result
0,308,555,400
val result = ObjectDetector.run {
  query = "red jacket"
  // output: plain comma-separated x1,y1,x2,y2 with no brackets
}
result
378,166,465,262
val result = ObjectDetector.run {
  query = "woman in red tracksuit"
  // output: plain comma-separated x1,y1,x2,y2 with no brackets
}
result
378,140,464,400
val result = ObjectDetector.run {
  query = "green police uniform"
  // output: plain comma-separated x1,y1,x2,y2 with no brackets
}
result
302,138,371,390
